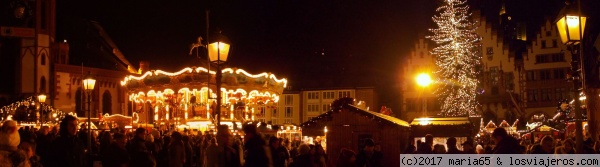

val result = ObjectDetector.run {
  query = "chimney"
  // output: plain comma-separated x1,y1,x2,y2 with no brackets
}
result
139,61,150,74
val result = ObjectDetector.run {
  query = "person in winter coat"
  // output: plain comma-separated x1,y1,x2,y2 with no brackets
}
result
0,120,30,167
242,124,272,167
491,128,521,154
47,115,86,167
168,131,186,167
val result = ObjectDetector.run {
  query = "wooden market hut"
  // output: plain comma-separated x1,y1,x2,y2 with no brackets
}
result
301,98,410,167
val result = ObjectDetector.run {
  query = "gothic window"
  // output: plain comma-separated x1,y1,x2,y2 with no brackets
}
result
102,90,112,114
552,39,558,48
504,73,514,91
486,47,493,59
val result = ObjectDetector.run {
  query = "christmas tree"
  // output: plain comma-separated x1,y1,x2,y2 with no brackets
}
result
428,0,481,117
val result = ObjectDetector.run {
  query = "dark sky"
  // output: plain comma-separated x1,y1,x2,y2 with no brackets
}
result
55,0,571,109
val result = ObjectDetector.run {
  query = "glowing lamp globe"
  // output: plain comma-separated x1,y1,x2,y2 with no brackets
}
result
555,4,586,45
208,32,231,64
416,73,432,87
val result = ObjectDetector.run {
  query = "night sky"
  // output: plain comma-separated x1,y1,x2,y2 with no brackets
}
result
55,0,568,110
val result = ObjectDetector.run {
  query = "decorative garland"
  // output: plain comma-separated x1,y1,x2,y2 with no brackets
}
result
0,96,66,123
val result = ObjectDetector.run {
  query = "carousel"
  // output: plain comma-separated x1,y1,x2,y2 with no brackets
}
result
120,67,287,132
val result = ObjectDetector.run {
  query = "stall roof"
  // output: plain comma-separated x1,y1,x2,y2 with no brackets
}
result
410,117,471,126
349,105,410,127
300,104,409,128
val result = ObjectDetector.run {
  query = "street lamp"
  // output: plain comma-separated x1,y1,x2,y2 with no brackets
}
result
82,72,96,158
208,31,231,126
416,73,433,116
555,0,587,154
37,94,46,126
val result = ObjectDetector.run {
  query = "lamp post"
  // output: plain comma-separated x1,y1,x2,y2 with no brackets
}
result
37,94,46,126
208,31,231,126
416,73,433,117
555,0,587,154
82,72,96,159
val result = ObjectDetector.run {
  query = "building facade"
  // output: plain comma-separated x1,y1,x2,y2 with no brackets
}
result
402,9,574,123
0,0,135,119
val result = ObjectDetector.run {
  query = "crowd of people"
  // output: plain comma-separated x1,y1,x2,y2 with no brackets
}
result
1,114,373,167
403,127,600,154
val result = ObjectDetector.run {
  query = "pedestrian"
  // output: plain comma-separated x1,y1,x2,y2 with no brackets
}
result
269,136,290,167
217,125,243,167
205,138,219,167
47,115,85,167
127,128,156,167
491,128,520,154
461,140,476,154
356,138,382,167
417,134,434,154
530,135,553,154
169,131,185,167
445,137,461,154
0,120,30,167
555,138,575,154
337,148,357,167
242,124,271,167
102,133,129,167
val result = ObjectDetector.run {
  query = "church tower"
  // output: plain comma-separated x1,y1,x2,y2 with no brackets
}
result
0,0,55,102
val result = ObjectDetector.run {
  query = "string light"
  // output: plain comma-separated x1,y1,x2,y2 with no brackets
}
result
427,0,481,117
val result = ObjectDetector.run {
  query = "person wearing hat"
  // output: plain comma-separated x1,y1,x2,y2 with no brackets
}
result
0,120,30,167
446,137,461,154
356,138,382,167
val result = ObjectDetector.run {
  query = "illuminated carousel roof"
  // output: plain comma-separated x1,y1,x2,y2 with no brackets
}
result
121,67,288,100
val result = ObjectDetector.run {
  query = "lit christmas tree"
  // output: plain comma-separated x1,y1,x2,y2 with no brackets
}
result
428,0,481,117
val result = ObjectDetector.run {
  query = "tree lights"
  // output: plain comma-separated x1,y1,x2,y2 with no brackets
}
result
428,0,481,117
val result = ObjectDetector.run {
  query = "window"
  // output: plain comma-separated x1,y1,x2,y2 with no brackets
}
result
285,95,293,105
554,69,565,80
555,88,566,100
102,90,112,114
308,104,319,112
537,53,564,63
285,107,293,117
338,91,351,98
541,40,547,48
272,119,277,125
486,47,493,56
527,89,538,102
323,104,329,112
552,39,558,48
323,92,335,99
526,71,536,81
546,31,551,37
284,119,292,124
551,53,565,62
490,67,499,85
539,70,551,80
258,107,266,117
308,92,319,99
541,89,552,101
504,73,514,91
41,53,46,65
272,108,277,117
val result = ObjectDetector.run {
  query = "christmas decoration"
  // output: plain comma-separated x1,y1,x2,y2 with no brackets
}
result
428,0,481,117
